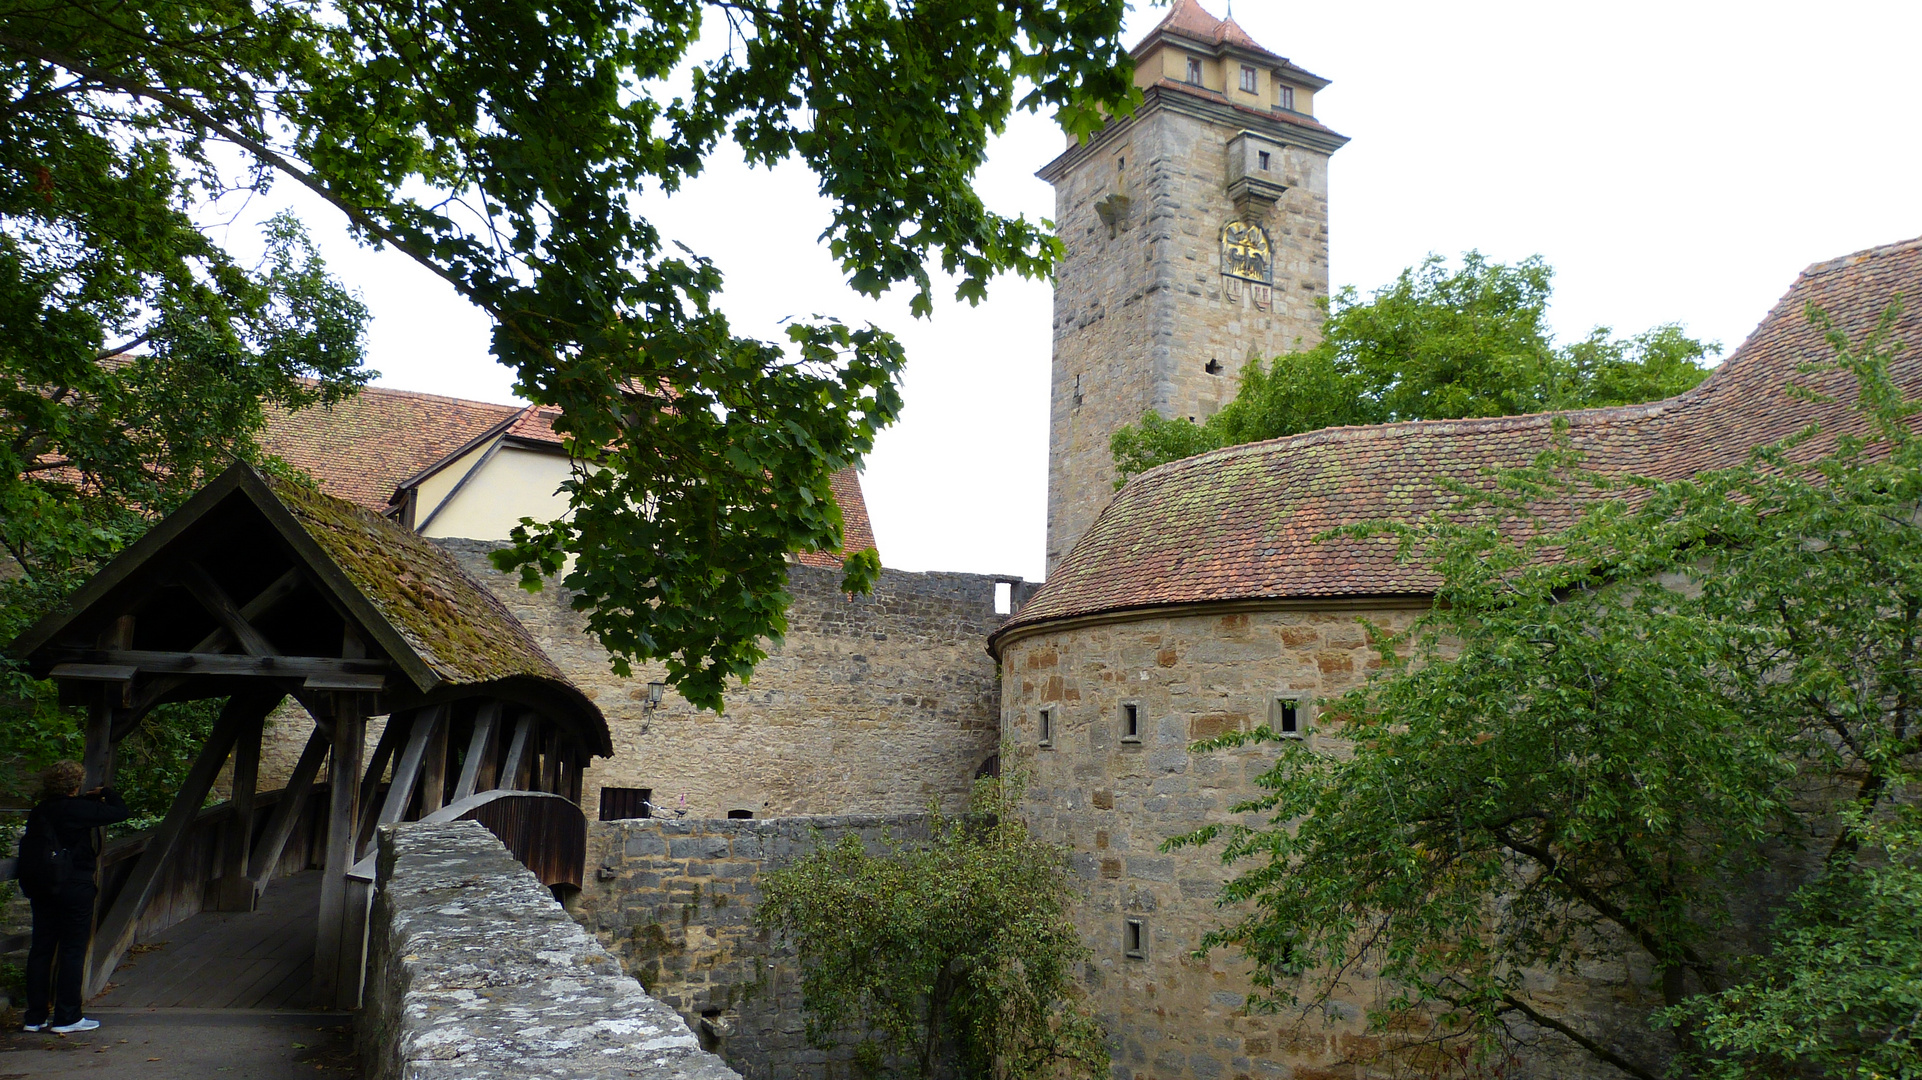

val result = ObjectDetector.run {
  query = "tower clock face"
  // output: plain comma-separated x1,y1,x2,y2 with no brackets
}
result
1221,221,1273,284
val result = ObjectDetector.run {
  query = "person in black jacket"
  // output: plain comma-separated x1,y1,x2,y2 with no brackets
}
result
18,760,131,1034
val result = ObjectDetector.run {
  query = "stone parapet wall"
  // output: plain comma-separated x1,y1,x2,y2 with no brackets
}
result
575,814,934,1078
360,819,740,1080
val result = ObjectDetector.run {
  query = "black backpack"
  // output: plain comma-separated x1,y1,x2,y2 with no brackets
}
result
15,805,76,900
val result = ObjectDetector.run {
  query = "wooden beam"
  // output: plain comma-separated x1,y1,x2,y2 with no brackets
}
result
498,713,536,792
50,663,138,683
453,701,501,801
84,691,271,997
539,726,561,793
81,615,135,790
375,706,440,831
314,692,366,1009
178,561,280,656
419,708,449,816
354,715,407,858
213,702,271,911
120,569,304,723
249,726,329,886
49,648,389,681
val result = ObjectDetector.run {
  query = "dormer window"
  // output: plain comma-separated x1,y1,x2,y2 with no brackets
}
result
1186,57,1203,85
1279,84,1296,111
1239,65,1257,93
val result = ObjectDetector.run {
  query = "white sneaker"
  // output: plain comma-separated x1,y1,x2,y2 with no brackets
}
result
50,1018,99,1033
21,1021,46,1032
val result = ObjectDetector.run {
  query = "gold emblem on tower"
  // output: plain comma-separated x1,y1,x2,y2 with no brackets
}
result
1220,221,1273,284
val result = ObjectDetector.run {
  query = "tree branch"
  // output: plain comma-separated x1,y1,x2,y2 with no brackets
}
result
1498,993,1661,1080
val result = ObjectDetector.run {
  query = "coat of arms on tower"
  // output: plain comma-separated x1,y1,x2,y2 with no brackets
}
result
1220,221,1273,285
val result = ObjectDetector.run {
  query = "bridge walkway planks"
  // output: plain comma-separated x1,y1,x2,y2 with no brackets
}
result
91,870,322,1011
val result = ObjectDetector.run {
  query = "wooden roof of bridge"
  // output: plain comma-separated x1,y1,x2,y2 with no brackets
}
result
11,462,611,755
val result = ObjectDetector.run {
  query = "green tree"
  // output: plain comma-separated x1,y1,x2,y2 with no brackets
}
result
1668,800,1922,1080
1167,307,1920,1079
1111,253,1716,482
759,774,1108,1080
2,10,374,795
2,0,1138,710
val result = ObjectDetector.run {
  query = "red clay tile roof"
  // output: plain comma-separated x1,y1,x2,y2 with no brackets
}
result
1150,0,1278,58
261,385,518,508
993,236,1922,648
503,403,564,446
263,384,879,566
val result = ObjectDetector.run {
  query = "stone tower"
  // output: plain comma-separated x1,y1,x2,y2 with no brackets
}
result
1037,0,1348,573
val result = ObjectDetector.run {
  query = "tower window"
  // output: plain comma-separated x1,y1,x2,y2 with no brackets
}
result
1205,358,1223,375
1121,701,1141,742
994,581,1013,614
1269,695,1309,737
1239,65,1257,93
1039,707,1054,748
1279,85,1296,111
1124,919,1147,959
1186,57,1203,85
1257,151,1271,172
727,809,754,819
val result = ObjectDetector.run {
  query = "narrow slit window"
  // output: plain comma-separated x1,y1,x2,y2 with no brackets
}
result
1186,57,1203,85
1124,919,1146,959
1240,65,1257,93
1121,702,1141,742
1257,150,1271,171
1039,707,1054,748
994,581,1013,615
1279,84,1296,111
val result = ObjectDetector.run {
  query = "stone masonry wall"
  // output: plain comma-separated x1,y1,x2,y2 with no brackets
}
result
575,814,934,1079
360,818,739,1080
440,544,1019,820
1045,96,1334,572
997,603,1685,1080
254,550,1029,819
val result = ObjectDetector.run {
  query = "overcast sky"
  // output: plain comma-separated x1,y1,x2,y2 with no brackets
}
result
221,0,1922,584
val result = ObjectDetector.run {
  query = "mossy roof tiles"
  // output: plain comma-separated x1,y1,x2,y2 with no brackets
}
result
994,236,1922,649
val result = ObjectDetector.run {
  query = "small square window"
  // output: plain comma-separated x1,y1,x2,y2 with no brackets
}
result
1239,65,1257,93
1121,702,1141,743
1186,57,1203,85
1269,696,1309,737
1124,919,1147,959
1279,84,1296,111
1039,707,1054,748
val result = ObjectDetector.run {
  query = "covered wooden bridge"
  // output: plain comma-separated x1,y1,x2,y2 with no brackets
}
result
11,462,611,1010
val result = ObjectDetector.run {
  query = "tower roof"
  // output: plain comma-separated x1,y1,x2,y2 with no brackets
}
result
1143,0,1280,60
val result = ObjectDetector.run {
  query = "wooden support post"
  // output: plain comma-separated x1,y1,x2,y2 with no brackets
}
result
419,707,449,816
81,615,135,790
249,726,329,888
353,715,406,858
455,701,501,799
84,691,268,997
540,726,561,793
499,713,536,792
214,700,273,910
314,693,365,1010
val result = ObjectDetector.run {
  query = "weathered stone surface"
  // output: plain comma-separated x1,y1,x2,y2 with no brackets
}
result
575,815,933,1079
361,819,740,1080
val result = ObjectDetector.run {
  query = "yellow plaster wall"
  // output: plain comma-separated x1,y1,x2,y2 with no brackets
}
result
419,445,574,542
